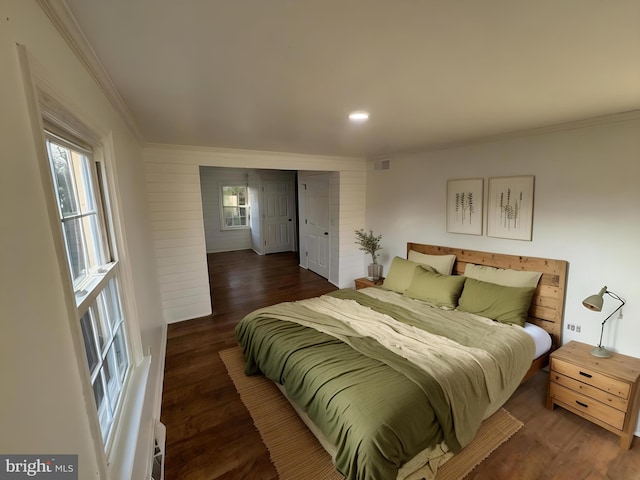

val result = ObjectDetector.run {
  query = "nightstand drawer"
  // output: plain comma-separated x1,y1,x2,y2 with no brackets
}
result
549,382,625,430
550,372,628,411
551,358,630,399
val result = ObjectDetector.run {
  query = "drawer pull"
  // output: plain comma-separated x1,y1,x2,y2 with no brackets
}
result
579,371,593,379
576,400,589,408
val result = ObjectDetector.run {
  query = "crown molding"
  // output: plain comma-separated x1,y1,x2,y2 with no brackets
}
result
143,143,366,172
145,142,364,162
473,109,640,144
37,0,144,143
396,109,640,157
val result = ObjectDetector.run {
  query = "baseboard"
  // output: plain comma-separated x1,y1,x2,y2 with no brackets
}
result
154,323,168,418
143,324,168,479
206,246,254,254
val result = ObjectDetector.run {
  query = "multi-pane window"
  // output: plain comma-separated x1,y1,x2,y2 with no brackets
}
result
45,131,130,446
221,185,249,228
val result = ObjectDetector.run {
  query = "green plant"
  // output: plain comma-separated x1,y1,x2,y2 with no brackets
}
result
354,229,383,264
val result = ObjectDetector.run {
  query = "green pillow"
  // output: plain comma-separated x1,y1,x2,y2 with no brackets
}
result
457,278,535,327
383,257,435,293
404,266,467,309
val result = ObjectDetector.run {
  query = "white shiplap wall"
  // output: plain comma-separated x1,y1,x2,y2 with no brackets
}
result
144,161,211,322
144,145,366,323
335,170,368,285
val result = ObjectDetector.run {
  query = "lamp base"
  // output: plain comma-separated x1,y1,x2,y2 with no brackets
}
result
591,346,612,358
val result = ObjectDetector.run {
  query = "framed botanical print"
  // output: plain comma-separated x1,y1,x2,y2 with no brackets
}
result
487,175,535,241
447,178,483,235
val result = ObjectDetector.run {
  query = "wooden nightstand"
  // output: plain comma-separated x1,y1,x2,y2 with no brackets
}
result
354,277,384,290
547,341,640,449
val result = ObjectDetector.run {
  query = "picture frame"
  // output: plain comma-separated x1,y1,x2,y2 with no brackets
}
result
446,178,483,235
487,175,535,241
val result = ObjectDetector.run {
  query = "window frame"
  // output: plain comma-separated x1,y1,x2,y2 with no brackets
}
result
43,124,134,454
45,130,111,287
18,45,149,477
219,184,250,230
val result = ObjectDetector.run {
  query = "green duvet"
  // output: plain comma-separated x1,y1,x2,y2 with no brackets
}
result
235,288,534,480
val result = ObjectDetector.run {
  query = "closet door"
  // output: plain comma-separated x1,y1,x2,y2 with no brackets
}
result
263,179,295,254
304,173,330,278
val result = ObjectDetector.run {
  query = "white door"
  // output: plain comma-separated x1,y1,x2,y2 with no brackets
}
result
305,174,330,278
263,179,295,254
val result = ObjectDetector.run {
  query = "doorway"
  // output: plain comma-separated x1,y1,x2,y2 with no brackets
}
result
200,167,335,281
299,173,331,279
263,178,296,254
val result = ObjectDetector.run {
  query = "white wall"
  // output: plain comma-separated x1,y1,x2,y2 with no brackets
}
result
366,114,640,433
144,144,367,322
199,167,252,253
1,2,165,478
336,170,368,285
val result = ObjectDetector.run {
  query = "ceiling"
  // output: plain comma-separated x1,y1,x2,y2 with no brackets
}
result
63,0,640,158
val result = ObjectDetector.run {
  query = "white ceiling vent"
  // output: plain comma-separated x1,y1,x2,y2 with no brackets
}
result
374,158,391,171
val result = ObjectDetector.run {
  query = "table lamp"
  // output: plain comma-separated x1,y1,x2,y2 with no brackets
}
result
582,286,625,358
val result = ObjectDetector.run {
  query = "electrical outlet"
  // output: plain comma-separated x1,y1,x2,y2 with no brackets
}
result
568,324,575,331
576,325,581,333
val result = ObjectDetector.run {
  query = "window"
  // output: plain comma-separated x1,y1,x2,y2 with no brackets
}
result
45,130,130,447
221,185,249,229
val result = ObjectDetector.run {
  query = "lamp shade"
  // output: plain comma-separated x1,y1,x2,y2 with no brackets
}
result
582,286,607,312
581,286,626,359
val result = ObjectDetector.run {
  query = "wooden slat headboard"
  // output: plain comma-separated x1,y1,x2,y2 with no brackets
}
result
406,243,568,347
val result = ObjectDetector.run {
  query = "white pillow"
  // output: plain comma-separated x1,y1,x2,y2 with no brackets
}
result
464,264,542,288
407,250,456,275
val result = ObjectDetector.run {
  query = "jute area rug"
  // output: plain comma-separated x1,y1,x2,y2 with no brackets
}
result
220,347,522,480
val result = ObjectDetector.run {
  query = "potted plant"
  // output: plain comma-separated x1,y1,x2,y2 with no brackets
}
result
354,229,383,280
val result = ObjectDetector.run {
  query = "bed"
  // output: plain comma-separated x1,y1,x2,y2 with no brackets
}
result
235,243,568,480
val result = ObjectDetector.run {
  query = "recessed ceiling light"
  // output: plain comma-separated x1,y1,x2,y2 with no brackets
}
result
348,111,369,122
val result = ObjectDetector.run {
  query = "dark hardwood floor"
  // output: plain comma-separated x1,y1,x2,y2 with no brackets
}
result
161,250,640,479
161,250,338,479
